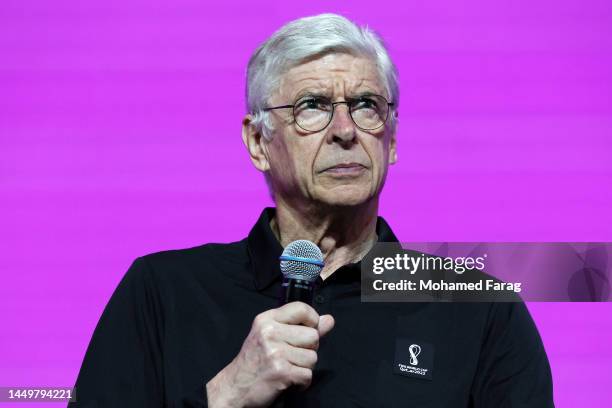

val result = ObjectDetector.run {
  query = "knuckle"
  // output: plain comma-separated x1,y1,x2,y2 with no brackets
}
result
300,302,316,319
307,350,318,366
292,302,310,318
287,306,301,322
270,359,289,377
259,323,276,341
252,313,267,328
264,345,282,361
300,369,313,386
297,301,310,313
304,329,319,348
307,328,319,342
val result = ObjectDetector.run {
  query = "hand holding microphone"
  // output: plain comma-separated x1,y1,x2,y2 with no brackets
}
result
206,240,334,408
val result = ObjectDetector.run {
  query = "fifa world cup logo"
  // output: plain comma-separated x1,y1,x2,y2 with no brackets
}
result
408,344,421,366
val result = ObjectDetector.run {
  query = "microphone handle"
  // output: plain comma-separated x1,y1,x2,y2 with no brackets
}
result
278,277,316,306
275,277,319,406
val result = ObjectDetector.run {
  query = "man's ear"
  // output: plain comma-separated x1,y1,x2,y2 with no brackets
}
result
389,128,398,165
242,114,270,172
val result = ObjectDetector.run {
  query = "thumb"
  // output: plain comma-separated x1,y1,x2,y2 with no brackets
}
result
317,314,335,337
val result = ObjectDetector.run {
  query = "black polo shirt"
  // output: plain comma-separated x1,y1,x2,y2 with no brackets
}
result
69,207,554,407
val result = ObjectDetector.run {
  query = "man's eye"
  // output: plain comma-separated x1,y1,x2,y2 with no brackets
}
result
354,97,378,109
297,98,330,110
305,99,319,109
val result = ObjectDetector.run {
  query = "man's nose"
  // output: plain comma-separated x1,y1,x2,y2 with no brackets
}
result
326,103,357,147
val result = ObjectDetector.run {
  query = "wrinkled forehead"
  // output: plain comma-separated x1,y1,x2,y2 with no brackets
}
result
274,53,388,103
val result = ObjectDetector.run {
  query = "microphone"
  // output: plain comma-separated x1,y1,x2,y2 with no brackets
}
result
272,240,324,408
278,240,324,305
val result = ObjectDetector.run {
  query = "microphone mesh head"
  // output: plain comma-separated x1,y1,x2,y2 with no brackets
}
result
280,240,324,281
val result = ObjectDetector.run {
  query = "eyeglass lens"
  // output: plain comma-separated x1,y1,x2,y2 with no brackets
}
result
293,95,389,132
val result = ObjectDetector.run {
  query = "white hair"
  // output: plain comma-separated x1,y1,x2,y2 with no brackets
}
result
246,13,400,140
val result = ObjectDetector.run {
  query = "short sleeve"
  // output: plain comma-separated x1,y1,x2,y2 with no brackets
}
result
469,301,554,407
68,257,165,407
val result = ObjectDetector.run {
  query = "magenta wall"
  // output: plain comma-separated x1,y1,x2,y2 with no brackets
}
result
1,1,611,406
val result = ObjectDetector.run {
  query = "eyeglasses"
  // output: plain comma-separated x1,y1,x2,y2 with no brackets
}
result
262,94,395,133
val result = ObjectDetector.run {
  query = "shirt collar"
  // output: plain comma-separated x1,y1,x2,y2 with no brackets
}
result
247,207,400,292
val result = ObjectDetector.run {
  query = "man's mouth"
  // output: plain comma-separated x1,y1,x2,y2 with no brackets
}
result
322,162,367,175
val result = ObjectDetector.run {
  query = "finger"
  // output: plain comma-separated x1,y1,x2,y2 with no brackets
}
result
288,365,313,390
277,324,320,349
285,345,318,369
317,314,335,337
273,301,319,328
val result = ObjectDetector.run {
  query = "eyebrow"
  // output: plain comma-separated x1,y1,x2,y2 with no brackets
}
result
292,89,383,102
292,89,329,101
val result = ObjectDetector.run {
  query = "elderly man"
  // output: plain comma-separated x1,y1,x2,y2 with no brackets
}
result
70,14,554,408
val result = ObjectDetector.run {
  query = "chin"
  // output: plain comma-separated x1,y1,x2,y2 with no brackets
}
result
315,185,374,207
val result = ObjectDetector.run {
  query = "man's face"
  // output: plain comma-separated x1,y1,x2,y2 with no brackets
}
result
262,52,397,207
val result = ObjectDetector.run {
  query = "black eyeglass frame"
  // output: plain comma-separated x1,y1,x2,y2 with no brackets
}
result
262,94,395,132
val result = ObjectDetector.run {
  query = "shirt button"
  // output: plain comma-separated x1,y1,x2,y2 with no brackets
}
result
314,294,326,304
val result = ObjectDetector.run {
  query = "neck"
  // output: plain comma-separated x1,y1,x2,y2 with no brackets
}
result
270,198,379,280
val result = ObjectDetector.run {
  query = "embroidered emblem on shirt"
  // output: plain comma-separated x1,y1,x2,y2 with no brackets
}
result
393,338,434,380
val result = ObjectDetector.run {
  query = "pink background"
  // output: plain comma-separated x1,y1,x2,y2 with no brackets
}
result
1,0,611,406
